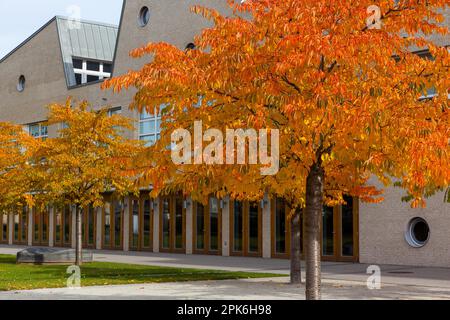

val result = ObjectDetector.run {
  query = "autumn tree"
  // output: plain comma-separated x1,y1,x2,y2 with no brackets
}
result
0,122,36,213
104,0,449,299
32,99,144,265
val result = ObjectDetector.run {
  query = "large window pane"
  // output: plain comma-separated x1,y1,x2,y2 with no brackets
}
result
64,207,71,244
140,120,156,135
196,203,205,250
143,199,151,248
88,207,95,246
14,214,20,242
72,58,83,69
114,201,122,247
87,61,100,71
275,198,287,254
210,198,219,251
104,202,111,247
55,212,62,243
2,214,7,241
131,200,139,249
322,207,334,256
21,207,27,242
162,199,170,249
342,197,354,257
233,201,243,252
248,202,259,253
42,211,48,242
175,198,183,249
33,212,39,242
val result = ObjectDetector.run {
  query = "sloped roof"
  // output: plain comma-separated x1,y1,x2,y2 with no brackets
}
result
56,16,119,87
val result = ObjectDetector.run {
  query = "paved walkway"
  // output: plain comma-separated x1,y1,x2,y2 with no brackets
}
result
1,245,450,300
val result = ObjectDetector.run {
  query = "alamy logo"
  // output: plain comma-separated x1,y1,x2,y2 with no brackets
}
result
367,265,382,290
171,121,280,175
67,265,81,289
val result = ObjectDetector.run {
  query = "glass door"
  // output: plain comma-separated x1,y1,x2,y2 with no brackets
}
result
102,198,124,250
129,195,153,251
160,196,185,253
230,200,262,257
103,199,112,249
63,206,72,247
272,198,290,258
321,197,359,262
322,206,336,258
12,207,28,245
1,214,8,244
141,196,153,250
209,198,221,253
33,208,49,246
54,209,63,247
82,206,96,249
129,197,140,251
193,197,222,255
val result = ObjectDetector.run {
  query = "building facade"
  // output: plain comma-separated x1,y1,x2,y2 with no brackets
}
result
0,0,449,267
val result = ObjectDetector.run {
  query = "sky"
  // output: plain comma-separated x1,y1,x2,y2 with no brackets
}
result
0,0,124,59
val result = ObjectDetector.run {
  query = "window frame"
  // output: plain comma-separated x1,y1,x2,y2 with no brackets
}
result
72,57,112,85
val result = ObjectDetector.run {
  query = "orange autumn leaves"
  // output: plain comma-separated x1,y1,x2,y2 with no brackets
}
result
0,122,36,211
103,0,449,208
0,99,145,213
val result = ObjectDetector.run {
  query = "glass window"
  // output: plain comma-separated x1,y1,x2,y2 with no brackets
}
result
233,201,243,252
72,58,112,86
139,106,163,146
143,199,151,248
104,202,111,246
55,212,62,243
14,214,19,242
138,6,150,27
87,75,100,83
17,75,26,92
114,201,122,247
275,198,287,254
87,61,100,72
21,207,27,243
64,206,71,244
75,74,82,85
88,207,95,246
28,122,48,140
108,107,122,116
103,63,113,73
210,198,219,251
162,199,170,249
406,217,430,248
131,200,139,249
248,202,259,253
2,214,8,242
341,197,354,257
175,198,183,249
322,207,334,256
196,203,205,250
72,58,83,69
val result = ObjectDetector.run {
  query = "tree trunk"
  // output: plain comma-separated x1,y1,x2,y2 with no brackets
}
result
75,206,83,266
305,163,324,300
290,209,302,284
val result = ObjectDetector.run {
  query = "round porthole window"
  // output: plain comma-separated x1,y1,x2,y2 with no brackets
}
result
17,75,26,92
185,43,196,50
405,217,430,248
138,6,150,27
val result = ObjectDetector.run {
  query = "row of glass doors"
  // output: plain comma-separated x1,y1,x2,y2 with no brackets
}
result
272,196,359,262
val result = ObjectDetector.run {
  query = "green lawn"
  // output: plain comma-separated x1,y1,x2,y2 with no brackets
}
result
0,254,282,291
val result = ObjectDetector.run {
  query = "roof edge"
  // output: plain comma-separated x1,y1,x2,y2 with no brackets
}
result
0,16,57,64
55,15,119,29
